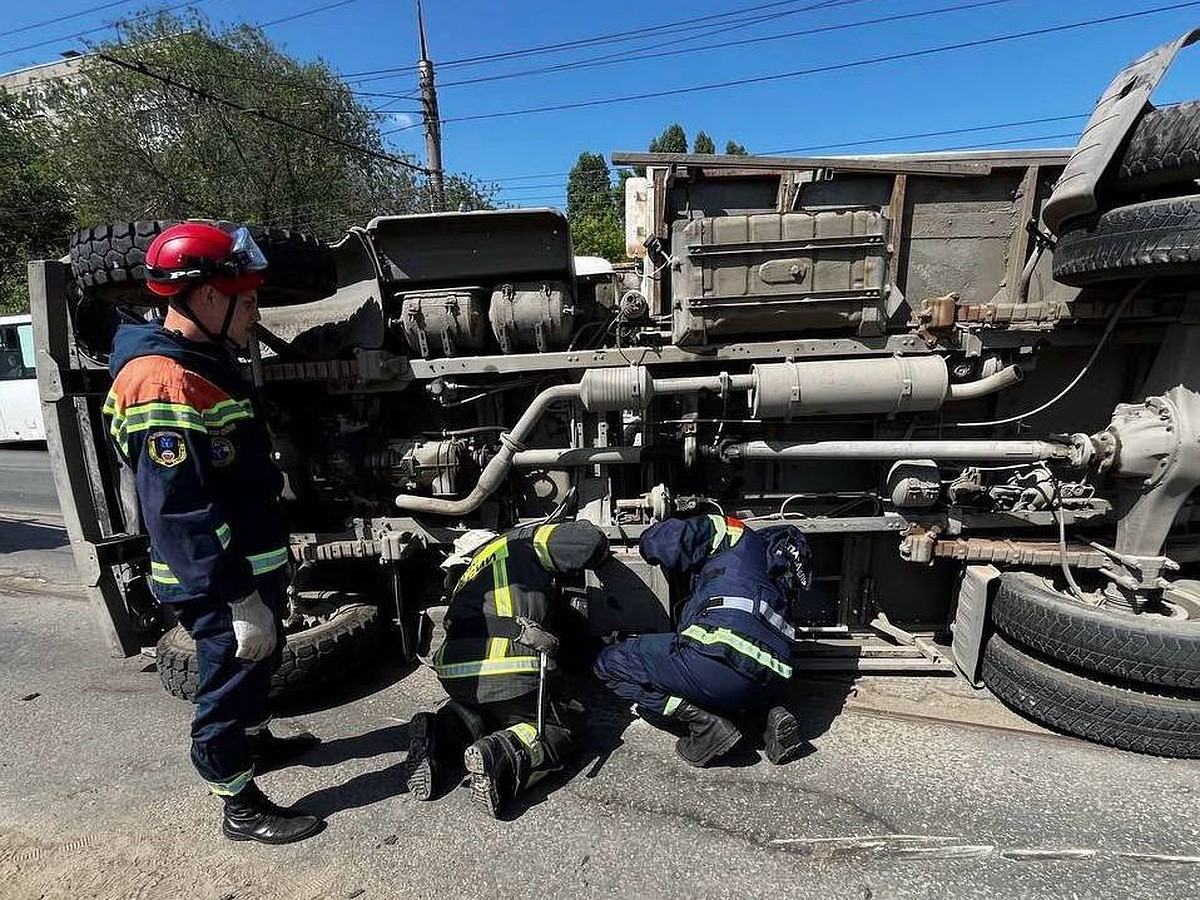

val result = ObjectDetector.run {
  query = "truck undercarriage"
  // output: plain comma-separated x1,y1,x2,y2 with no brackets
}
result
33,30,1200,757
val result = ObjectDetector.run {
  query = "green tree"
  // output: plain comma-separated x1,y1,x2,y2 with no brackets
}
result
725,140,749,156
694,131,715,154
41,11,494,240
0,93,75,313
565,151,623,259
649,123,688,155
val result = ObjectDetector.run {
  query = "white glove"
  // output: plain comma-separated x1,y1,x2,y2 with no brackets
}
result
229,591,277,662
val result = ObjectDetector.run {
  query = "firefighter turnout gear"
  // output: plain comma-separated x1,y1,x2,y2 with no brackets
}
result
404,521,608,815
104,321,319,840
595,515,808,767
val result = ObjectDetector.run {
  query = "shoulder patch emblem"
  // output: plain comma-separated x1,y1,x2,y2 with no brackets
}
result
148,431,187,468
211,436,236,468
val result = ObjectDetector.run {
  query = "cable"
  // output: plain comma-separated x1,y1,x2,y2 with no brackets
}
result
0,0,136,39
257,0,361,29
344,0,879,80
435,0,1020,91
0,0,199,61
93,51,431,174
441,3,1200,126
952,278,1149,429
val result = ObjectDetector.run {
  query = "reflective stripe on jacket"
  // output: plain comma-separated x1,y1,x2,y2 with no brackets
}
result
103,324,288,604
434,523,562,704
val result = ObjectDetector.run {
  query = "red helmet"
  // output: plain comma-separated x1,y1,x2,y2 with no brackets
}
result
144,222,267,298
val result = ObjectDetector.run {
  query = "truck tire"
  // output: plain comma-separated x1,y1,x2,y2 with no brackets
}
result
156,603,382,702
69,221,336,306
1116,101,1200,194
1052,196,1200,286
981,633,1200,758
991,572,1200,690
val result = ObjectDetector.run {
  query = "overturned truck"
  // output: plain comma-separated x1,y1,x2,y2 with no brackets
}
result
33,31,1200,757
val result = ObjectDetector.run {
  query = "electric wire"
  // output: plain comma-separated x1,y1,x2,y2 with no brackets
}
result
437,3,1200,126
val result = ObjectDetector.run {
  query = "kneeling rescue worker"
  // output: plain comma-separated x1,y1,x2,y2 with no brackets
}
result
595,514,810,767
402,520,610,817
103,223,322,844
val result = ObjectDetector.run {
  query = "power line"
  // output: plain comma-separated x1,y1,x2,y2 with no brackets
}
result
0,0,198,62
0,0,136,40
257,0,360,29
441,2,1200,126
436,0,1019,91
93,51,431,174
343,0,879,83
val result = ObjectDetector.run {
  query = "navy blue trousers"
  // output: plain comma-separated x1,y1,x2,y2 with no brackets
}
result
594,632,784,716
172,577,285,794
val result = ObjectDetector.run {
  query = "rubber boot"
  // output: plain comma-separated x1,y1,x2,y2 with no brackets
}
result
762,705,803,765
463,730,529,819
221,781,324,845
671,701,742,767
403,711,440,801
249,728,320,774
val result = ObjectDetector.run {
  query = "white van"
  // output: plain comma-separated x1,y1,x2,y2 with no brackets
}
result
0,314,46,443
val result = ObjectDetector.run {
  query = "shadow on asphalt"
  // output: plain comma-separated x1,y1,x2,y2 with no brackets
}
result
0,517,68,553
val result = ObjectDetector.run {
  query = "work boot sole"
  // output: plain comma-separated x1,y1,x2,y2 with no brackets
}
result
222,816,324,845
675,721,742,768
463,743,502,819
764,707,803,765
404,715,436,802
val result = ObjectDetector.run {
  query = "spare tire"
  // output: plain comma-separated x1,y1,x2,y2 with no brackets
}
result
982,633,1200,759
992,572,1200,690
1116,101,1200,195
1052,195,1200,286
68,220,336,306
156,602,382,702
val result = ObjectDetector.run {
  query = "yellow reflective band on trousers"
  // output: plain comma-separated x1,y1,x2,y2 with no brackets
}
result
663,695,683,716
247,547,289,576
206,766,254,797
150,561,179,585
434,654,542,680
681,624,793,679
215,523,232,549
506,722,546,768
531,524,559,571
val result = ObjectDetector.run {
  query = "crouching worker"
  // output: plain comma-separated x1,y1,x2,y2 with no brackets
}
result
103,223,321,844
595,515,810,767
402,521,610,817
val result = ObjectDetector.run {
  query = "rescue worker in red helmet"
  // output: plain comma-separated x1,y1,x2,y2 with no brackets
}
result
102,222,323,844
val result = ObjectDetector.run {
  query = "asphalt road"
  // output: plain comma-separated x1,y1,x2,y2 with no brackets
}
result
1,447,1198,898
0,447,76,593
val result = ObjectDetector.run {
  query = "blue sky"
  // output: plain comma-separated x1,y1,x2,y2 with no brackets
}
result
4,0,1200,208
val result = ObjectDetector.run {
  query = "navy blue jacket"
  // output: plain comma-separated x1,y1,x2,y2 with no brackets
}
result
103,323,288,605
641,515,797,683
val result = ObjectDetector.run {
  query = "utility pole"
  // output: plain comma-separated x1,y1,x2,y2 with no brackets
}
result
417,1,445,212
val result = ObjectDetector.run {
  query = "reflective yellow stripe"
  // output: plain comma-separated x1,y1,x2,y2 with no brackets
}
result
532,524,558,571
205,766,255,797
202,399,253,429
215,523,232,549
246,547,288,575
707,514,728,552
506,722,545,767
434,655,542,679
727,522,744,547
455,536,509,595
663,695,683,716
488,548,512,660
150,561,179,585
681,624,793,679
121,401,208,434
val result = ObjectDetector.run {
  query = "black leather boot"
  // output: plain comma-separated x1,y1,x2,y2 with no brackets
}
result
249,728,320,774
221,781,324,845
463,730,529,819
403,712,439,801
762,705,803,765
671,701,742,767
